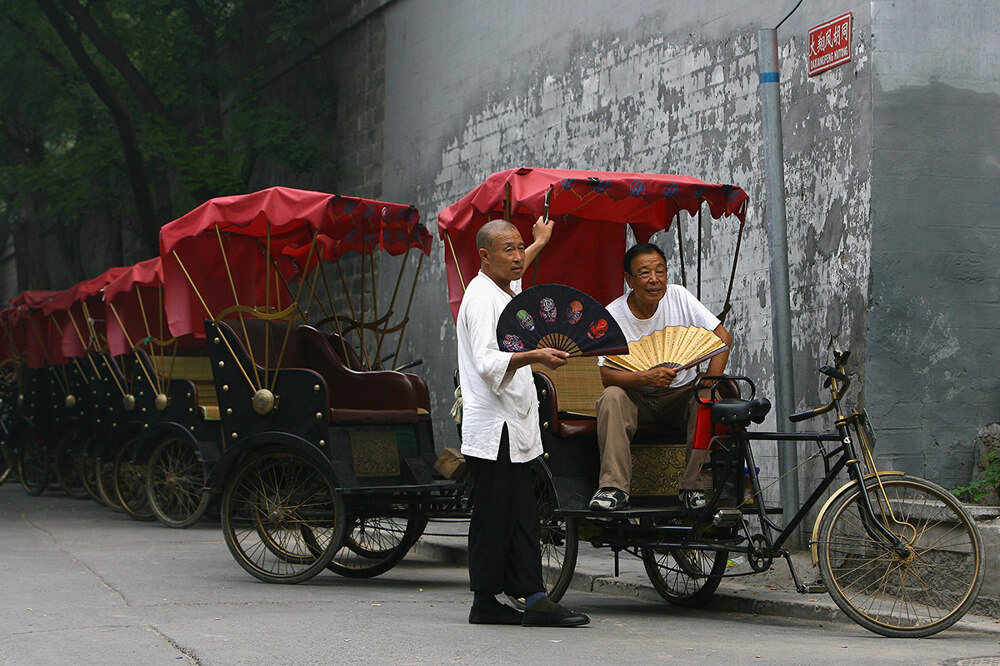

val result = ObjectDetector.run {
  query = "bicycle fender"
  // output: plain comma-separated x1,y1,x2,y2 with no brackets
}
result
809,471,907,565
205,431,338,494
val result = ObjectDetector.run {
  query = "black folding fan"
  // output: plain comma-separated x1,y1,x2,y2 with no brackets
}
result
495,284,628,357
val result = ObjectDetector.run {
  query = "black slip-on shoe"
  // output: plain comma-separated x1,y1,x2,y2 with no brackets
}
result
522,604,590,627
469,601,524,625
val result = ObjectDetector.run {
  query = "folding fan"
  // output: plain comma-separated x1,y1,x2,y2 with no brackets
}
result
603,325,728,372
496,284,628,357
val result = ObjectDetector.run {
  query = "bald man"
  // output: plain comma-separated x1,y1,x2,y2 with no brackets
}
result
456,217,590,627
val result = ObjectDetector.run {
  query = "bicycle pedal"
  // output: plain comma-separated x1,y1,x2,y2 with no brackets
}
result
803,582,827,594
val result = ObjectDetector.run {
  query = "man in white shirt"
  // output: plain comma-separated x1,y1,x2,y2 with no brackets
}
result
457,218,589,627
590,243,732,511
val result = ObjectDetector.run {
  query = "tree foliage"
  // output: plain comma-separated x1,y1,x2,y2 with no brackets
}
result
0,0,325,292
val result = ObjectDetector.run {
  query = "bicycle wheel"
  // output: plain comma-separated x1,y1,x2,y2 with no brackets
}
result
641,525,728,607
17,435,48,496
54,432,89,499
221,448,345,584
326,509,426,578
113,439,155,521
816,476,984,638
146,436,210,528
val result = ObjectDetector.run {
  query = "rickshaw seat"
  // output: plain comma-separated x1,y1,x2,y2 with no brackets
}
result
239,320,423,422
325,331,431,412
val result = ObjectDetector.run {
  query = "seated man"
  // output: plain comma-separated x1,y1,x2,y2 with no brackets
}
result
589,243,732,511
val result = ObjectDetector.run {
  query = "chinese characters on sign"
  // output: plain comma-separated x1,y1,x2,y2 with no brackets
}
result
808,12,853,76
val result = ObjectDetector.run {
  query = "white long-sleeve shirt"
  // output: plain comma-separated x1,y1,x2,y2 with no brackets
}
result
456,271,542,462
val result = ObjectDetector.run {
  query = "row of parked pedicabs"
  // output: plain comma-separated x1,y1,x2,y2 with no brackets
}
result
0,169,750,591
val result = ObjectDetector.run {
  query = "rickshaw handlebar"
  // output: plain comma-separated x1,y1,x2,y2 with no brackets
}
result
788,363,851,423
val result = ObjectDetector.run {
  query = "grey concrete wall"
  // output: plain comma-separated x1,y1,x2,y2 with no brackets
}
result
372,0,875,500
866,0,1000,487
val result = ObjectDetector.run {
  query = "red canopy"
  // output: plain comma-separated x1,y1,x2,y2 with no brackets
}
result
40,266,130,360
10,290,63,368
159,186,429,338
437,168,749,319
104,257,168,357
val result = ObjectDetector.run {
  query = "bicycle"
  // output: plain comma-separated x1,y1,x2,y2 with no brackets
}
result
558,349,984,638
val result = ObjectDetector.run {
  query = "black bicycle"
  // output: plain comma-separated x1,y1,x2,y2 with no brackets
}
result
557,350,984,638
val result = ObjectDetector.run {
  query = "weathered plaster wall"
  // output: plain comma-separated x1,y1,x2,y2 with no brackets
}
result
373,0,875,499
867,0,1000,487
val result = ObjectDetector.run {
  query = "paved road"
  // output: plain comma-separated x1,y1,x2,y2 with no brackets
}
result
2,486,1000,665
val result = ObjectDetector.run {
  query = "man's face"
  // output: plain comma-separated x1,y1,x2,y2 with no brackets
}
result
625,251,667,309
480,228,526,283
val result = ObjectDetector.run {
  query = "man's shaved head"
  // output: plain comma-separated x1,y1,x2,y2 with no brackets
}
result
476,219,518,252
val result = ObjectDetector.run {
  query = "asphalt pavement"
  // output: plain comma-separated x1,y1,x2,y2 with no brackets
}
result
3,485,1000,665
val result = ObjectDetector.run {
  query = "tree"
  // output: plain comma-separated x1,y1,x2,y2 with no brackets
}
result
0,0,324,293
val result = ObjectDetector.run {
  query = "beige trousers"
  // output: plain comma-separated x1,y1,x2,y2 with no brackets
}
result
595,384,712,493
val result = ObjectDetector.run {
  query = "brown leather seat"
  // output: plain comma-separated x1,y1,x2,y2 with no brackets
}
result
241,319,422,423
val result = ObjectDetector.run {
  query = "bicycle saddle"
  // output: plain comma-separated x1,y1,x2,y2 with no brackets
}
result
711,397,772,426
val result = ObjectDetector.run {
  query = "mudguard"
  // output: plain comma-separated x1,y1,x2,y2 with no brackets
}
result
809,471,907,564
204,431,338,493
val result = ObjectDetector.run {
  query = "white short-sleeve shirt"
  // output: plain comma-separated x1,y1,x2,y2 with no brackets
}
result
598,284,721,388
456,271,542,462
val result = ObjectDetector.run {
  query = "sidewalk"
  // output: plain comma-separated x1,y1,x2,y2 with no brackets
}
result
410,518,1000,634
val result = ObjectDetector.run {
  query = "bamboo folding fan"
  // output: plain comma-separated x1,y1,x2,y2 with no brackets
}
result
603,325,728,372
496,284,628,357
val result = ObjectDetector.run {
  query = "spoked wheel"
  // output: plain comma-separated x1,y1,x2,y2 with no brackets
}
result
640,518,728,607
0,442,15,486
17,435,48,496
326,508,427,578
222,449,345,584
534,465,578,603
816,476,984,638
54,432,89,499
113,439,155,521
96,451,123,511
78,448,103,505
146,436,210,528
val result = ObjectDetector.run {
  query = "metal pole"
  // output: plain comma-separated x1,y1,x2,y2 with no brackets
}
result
757,28,799,546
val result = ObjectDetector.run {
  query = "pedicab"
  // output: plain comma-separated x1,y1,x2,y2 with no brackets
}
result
439,168,984,637
3,291,61,495
104,257,222,527
158,186,461,584
0,313,16,485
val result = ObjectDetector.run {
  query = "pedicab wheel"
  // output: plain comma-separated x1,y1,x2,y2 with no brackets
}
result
53,432,88,499
145,436,210,528
326,509,427,578
78,449,103,505
113,438,155,521
0,442,14,486
640,519,728,608
222,448,345,584
96,451,123,511
17,435,48,496
535,472,578,603
816,476,984,638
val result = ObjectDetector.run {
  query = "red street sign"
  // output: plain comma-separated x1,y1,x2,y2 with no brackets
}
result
808,12,853,76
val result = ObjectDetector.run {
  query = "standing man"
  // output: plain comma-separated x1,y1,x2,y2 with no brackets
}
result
457,216,590,627
589,243,732,511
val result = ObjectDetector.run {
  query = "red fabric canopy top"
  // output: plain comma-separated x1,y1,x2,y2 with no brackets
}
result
9,290,64,368
104,257,174,357
43,266,130,361
158,186,429,338
437,168,749,319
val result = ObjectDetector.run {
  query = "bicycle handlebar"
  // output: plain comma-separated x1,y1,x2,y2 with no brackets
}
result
788,358,852,423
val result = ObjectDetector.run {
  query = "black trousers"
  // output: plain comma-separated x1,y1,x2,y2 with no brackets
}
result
466,425,544,598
